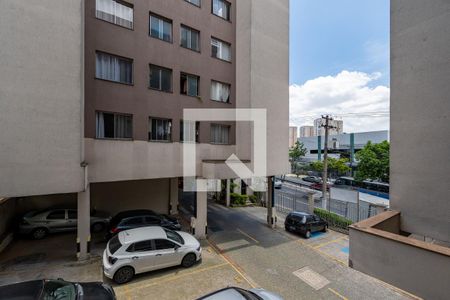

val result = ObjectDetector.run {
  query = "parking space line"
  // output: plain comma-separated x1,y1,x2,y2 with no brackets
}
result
124,284,132,300
115,262,229,294
207,239,258,288
237,228,259,244
274,227,348,266
328,287,349,300
313,236,347,249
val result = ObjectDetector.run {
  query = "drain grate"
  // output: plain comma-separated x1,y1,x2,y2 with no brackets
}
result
293,266,330,290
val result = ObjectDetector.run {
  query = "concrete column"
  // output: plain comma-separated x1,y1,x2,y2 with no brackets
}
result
246,179,254,196
195,191,207,239
225,179,231,207
267,177,277,228
308,192,315,214
169,178,179,215
233,179,241,194
77,184,90,261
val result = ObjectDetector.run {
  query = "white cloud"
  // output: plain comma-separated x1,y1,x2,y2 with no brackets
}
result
290,70,390,133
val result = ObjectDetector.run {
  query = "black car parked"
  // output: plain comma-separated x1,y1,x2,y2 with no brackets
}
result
284,211,327,238
106,209,181,239
0,279,115,300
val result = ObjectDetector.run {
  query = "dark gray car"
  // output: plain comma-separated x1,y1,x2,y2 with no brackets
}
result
19,209,111,239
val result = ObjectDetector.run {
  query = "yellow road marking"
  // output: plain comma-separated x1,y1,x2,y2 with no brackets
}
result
115,263,229,294
313,236,347,249
328,288,349,300
373,277,423,300
207,239,258,288
237,228,259,244
123,284,131,300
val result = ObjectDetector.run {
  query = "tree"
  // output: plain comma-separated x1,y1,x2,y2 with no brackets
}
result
309,157,351,177
289,141,307,175
328,158,351,175
355,141,390,182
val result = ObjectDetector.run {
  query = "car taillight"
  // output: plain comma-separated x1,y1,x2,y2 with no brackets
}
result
108,256,117,265
111,227,119,234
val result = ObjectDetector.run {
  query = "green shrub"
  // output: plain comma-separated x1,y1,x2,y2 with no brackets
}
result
248,194,258,203
314,208,353,230
230,193,248,206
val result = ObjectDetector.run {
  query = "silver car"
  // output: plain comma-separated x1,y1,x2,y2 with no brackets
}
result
19,208,111,239
103,226,202,284
197,287,283,300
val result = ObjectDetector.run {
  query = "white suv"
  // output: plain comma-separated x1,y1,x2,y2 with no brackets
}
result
103,226,202,284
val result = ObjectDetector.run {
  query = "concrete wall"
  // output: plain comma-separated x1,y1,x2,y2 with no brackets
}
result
91,179,171,215
86,138,236,183
390,0,450,242
0,0,84,197
350,228,450,299
236,0,290,177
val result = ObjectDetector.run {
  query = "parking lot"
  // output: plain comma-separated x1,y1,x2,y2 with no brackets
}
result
0,203,416,300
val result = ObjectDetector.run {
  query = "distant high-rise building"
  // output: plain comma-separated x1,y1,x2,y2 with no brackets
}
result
289,126,298,148
299,126,314,138
313,118,343,136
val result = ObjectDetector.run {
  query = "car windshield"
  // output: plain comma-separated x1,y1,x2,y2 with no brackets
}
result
164,229,184,245
109,235,122,254
41,280,77,300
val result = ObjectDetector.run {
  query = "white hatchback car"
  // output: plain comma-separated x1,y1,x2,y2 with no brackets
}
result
103,226,202,284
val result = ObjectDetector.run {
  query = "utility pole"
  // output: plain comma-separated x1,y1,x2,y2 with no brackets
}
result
320,115,336,210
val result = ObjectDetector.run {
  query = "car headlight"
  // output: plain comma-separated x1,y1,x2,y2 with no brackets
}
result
196,246,201,252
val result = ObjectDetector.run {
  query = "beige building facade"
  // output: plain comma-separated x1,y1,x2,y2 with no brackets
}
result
288,126,298,148
0,0,289,259
349,1,450,299
299,126,314,138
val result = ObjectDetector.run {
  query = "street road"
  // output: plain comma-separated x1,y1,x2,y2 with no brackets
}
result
207,202,412,300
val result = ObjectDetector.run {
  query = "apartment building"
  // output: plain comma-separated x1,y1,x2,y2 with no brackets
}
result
0,0,289,259
288,126,298,148
299,125,314,138
313,118,343,136
349,1,450,299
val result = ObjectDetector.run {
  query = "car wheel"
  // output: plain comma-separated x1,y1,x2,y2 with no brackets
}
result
285,226,290,232
304,230,311,239
91,222,105,233
181,253,197,268
113,266,134,284
31,228,48,240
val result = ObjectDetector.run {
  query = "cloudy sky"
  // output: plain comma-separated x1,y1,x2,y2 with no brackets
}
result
290,0,390,133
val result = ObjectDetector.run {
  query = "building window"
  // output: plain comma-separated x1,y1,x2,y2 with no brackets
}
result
149,65,172,92
210,124,230,144
149,118,172,142
96,52,133,84
149,13,172,42
184,0,201,7
211,38,231,62
180,73,200,97
210,80,231,103
96,112,132,139
96,0,133,29
212,0,230,21
181,25,200,52
180,120,200,143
